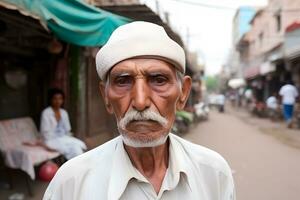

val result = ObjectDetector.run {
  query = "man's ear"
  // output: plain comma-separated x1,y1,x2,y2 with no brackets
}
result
176,76,192,110
99,81,114,114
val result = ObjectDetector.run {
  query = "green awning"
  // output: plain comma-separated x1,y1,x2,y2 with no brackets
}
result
0,0,131,46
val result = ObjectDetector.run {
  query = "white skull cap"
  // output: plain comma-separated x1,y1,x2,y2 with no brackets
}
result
95,21,185,80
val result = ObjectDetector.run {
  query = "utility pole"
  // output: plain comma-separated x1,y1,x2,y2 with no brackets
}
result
155,0,160,16
164,12,170,24
186,27,190,48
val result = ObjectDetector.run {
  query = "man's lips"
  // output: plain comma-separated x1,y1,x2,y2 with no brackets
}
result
130,120,157,125
126,120,162,132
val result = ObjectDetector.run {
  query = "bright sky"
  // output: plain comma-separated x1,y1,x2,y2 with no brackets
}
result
141,0,267,75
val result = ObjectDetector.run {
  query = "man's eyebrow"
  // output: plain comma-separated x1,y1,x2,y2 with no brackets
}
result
147,71,169,76
110,71,131,77
145,69,174,76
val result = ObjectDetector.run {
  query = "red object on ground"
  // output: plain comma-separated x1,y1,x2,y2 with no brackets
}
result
38,161,59,182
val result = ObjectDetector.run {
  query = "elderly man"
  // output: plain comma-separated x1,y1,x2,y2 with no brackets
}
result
43,21,235,200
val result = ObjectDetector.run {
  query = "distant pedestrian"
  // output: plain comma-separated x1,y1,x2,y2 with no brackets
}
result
266,92,279,121
217,93,226,112
244,88,253,108
229,91,236,106
279,81,299,128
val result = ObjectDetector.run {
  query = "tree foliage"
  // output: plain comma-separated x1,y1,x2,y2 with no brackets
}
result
205,76,219,92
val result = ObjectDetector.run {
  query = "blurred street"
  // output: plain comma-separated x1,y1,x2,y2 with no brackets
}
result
2,0,300,199
184,107,300,200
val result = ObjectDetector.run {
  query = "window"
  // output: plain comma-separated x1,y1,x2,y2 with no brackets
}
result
276,14,281,32
259,32,264,46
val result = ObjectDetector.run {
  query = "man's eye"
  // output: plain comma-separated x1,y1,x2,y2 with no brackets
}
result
149,75,168,85
114,76,133,86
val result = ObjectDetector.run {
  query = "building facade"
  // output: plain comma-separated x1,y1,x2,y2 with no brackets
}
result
226,6,256,79
236,0,300,101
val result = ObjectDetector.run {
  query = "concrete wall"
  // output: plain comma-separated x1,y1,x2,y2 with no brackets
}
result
232,7,256,46
247,0,300,60
229,7,256,78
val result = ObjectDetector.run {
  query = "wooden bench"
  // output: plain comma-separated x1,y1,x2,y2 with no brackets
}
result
0,117,61,195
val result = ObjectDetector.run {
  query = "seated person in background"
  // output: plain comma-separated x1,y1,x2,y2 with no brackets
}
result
40,88,87,160
266,92,279,121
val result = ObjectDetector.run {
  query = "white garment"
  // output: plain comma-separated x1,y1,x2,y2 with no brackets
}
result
43,134,235,200
40,107,71,140
40,107,86,159
217,94,226,105
244,89,252,99
279,84,299,105
266,96,278,110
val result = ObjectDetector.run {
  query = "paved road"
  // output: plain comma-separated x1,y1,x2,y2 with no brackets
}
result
183,110,300,200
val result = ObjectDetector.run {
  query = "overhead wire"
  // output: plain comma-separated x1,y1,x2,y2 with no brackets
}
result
169,0,300,12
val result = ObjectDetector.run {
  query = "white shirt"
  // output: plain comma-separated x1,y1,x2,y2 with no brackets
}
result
266,96,278,110
279,84,299,105
40,107,71,140
40,107,87,159
244,89,252,99
43,134,235,200
217,94,226,105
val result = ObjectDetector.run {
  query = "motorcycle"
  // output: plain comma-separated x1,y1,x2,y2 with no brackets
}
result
194,102,210,121
172,110,194,135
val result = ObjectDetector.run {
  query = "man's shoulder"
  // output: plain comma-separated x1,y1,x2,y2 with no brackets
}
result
170,134,232,175
279,85,288,95
281,84,296,90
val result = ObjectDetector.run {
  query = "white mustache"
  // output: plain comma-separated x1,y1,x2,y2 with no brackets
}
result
118,109,168,130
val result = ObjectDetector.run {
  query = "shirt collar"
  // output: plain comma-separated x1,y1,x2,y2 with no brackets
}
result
167,133,192,190
108,134,192,200
108,137,148,200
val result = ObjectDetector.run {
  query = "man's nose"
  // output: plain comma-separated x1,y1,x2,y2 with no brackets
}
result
131,78,151,111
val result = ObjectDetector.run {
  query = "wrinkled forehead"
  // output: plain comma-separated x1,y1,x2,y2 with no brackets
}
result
108,57,177,77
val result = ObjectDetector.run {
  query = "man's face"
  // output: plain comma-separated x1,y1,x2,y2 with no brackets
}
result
100,58,191,147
